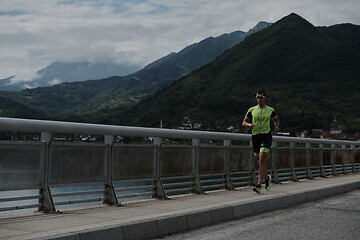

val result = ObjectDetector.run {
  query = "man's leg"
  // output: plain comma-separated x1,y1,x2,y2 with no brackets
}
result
258,151,268,185
253,154,261,193
253,152,268,194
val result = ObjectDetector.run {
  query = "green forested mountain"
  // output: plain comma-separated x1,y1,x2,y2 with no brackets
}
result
0,26,266,117
0,96,48,119
98,13,360,134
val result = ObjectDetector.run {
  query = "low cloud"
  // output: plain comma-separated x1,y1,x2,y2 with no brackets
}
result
48,78,62,86
0,0,359,82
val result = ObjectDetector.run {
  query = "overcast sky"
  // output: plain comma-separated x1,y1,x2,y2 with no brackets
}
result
1,0,359,83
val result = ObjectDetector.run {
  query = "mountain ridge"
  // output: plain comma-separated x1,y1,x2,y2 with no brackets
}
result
0,22,271,117
102,13,360,134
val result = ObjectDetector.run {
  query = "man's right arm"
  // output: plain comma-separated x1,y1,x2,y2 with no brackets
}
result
242,111,255,128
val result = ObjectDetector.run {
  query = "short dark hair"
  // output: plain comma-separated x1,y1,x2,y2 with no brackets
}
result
256,89,266,96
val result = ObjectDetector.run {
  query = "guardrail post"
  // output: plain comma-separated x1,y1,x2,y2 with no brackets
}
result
38,132,55,213
192,139,204,194
103,135,119,206
331,144,337,176
350,145,357,173
271,142,280,183
290,142,298,182
306,143,314,179
341,144,348,175
223,140,234,190
153,137,167,199
319,144,326,177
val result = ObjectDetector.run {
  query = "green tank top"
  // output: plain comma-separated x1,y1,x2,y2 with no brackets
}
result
246,105,276,135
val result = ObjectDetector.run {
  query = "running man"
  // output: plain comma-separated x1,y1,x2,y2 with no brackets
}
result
242,90,280,194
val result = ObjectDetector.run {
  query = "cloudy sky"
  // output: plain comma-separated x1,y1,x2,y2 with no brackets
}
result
1,0,359,83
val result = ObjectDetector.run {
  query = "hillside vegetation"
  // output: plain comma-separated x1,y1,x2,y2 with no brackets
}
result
0,96,48,119
0,30,252,117
99,13,360,134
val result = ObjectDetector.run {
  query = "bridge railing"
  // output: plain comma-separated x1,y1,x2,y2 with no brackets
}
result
0,117,359,214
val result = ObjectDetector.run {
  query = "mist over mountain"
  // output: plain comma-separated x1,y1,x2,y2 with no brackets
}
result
0,61,141,91
0,76,19,91
0,21,271,118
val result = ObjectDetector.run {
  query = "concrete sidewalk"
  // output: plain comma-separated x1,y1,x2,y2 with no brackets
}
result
1,174,359,240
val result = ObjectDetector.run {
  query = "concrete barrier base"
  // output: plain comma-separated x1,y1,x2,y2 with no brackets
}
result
1,174,359,240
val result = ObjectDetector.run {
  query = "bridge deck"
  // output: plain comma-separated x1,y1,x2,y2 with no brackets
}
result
1,174,359,240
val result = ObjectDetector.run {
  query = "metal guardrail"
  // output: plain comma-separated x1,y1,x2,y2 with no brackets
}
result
0,117,359,215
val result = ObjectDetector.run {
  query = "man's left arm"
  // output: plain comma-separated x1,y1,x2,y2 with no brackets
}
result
271,111,280,131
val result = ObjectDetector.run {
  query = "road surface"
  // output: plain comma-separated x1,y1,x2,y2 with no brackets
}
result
155,189,360,240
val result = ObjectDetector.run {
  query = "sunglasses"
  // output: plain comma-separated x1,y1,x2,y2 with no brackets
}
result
256,96,265,99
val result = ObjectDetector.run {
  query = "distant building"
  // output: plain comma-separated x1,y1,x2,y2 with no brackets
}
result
330,128,342,135
178,116,202,130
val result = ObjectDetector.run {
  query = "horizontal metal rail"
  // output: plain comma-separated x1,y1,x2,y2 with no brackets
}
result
55,198,104,206
0,204,42,212
162,181,193,188
115,191,154,199
0,117,359,146
0,194,42,203
52,190,105,198
115,185,154,192
165,187,193,194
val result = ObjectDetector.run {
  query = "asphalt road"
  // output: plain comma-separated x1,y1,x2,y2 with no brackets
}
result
155,189,360,240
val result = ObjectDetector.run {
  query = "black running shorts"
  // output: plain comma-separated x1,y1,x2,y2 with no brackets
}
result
252,132,272,156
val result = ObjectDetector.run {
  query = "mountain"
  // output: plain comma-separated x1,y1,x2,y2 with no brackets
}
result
101,13,360,134
34,61,141,86
0,76,20,91
0,22,271,117
1,61,141,91
0,95,48,119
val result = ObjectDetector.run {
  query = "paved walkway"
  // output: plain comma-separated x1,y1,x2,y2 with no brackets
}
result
1,174,359,240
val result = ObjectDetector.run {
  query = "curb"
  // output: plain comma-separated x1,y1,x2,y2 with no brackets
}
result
42,180,360,240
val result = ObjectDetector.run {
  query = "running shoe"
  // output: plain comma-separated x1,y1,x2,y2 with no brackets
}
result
253,184,261,194
265,175,271,191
